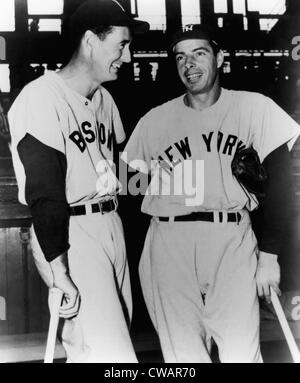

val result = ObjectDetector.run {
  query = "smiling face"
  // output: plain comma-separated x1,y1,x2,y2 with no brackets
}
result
174,39,224,96
90,26,132,84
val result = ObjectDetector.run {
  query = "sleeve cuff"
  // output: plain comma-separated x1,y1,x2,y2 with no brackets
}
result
44,244,70,263
259,239,281,257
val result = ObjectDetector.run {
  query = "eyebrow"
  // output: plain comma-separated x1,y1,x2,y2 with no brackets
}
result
175,47,211,56
120,39,131,44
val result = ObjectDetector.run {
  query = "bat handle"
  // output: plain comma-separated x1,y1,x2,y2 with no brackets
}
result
270,287,300,363
44,287,63,363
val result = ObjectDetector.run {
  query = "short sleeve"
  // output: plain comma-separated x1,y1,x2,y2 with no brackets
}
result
8,82,65,205
121,116,152,174
252,97,300,162
8,84,65,154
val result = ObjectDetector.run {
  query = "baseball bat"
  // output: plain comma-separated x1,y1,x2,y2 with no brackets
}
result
270,287,300,363
44,287,63,363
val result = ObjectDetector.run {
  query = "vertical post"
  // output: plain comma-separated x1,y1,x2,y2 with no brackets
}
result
227,0,234,14
14,0,28,33
200,0,216,27
165,0,182,34
11,0,29,92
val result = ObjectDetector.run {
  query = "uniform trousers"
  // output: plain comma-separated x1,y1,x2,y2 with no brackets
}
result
31,211,137,363
139,210,262,363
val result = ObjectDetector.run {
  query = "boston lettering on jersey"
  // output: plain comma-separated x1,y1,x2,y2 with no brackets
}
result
69,120,114,153
157,132,246,174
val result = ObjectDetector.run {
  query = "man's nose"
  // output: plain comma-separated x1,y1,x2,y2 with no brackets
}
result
121,45,131,63
184,55,195,69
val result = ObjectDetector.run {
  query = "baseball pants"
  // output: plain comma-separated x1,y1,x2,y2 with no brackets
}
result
139,210,263,363
31,211,137,363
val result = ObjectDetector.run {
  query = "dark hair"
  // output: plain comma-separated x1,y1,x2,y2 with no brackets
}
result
90,25,115,41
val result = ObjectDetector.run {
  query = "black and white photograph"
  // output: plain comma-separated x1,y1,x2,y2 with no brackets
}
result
0,0,300,367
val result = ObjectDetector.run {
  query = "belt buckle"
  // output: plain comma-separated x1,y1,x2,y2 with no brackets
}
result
236,212,240,225
97,198,117,214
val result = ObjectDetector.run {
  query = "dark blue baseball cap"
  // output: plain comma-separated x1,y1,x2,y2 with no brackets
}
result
69,0,150,36
169,24,220,52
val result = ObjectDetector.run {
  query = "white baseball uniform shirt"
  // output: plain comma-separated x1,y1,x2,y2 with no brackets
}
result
122,88,300,215
9,70,125,207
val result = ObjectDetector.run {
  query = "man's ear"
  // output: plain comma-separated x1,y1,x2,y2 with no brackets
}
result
216,49,224,69
81,30,98,53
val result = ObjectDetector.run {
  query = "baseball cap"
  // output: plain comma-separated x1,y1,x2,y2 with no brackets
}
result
169,24,220,52
69,0,150,37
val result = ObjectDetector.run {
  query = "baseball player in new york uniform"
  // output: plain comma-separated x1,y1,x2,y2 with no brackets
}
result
8,0,149,363
122,25,300,362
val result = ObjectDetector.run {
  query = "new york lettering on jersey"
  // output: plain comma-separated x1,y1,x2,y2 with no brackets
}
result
122,89,263,216
157,133,246,175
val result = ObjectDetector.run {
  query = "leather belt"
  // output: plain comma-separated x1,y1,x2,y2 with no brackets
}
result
70,199,116,216
158,211,242,223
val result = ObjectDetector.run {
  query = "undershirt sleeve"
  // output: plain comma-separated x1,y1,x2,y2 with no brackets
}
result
259,143,292,256
18,133,70,262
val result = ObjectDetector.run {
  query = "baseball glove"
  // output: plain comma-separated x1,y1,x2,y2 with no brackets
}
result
231,147,267,198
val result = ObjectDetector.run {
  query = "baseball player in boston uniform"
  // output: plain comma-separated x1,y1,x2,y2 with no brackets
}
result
8,0,149,363
122,25,300,362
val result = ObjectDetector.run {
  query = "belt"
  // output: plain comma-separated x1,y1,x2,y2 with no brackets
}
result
158,211,242,223
70,199,116,216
